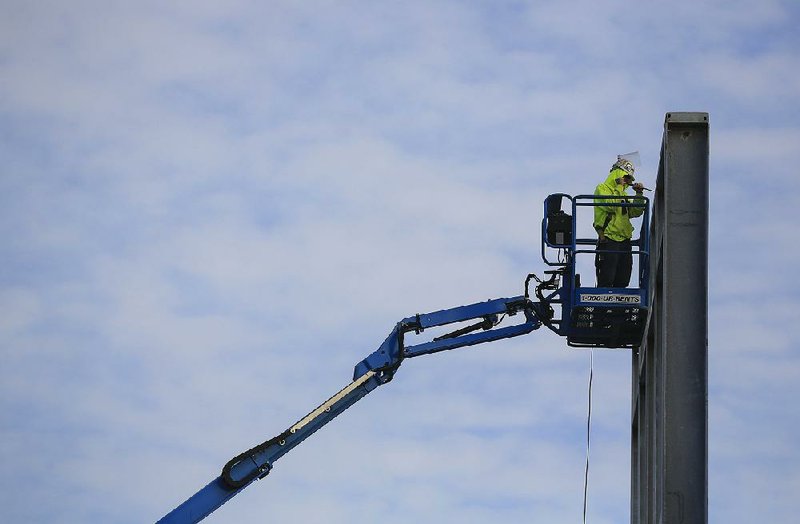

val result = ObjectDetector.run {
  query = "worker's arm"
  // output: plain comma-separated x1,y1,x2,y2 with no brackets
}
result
628,184,647,218
593,184,618,237
593,183,618,214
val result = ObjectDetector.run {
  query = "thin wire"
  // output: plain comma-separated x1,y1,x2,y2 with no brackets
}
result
583,349,594,524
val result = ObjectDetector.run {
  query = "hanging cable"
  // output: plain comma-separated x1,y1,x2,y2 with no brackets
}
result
582,349,594,524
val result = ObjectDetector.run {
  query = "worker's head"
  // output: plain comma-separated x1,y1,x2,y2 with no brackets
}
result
612,157,635,179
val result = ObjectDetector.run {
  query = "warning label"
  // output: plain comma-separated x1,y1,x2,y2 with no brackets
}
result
580,294,642,304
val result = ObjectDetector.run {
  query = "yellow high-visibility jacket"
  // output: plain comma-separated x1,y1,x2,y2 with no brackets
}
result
593,168,645,242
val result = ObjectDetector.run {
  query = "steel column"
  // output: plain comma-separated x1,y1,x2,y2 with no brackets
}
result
631,112,709,523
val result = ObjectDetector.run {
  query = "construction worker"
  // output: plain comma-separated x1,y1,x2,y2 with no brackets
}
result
594,155,646,287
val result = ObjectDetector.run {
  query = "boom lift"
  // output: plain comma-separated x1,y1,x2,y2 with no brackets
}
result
158,193,650,523
537,193,650,348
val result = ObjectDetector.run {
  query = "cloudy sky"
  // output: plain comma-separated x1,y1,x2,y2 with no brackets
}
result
1,1,798,522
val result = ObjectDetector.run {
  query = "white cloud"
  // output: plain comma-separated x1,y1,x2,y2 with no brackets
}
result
1,1,799,523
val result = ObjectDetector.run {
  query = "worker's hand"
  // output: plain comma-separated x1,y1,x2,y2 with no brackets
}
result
632,182,645,193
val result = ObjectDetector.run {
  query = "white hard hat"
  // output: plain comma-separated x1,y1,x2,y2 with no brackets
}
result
612,151,640,177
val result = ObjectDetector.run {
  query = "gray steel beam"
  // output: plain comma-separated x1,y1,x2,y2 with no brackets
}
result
631,112,708,524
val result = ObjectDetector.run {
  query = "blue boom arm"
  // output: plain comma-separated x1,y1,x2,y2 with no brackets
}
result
158,295,542,523
158,192,651,522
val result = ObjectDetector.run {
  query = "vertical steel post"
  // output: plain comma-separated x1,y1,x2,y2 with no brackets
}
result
631,112,709,523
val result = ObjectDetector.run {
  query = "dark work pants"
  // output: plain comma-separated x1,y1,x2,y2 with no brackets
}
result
595,239,633,287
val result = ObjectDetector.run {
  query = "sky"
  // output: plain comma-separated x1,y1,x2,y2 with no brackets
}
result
1,0,799,522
